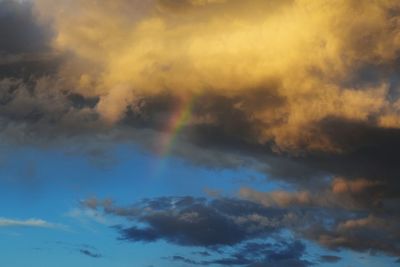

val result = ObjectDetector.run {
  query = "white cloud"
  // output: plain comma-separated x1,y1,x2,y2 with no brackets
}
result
0,217,64,229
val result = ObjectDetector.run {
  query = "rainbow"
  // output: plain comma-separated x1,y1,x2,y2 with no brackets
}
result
151,95,196,178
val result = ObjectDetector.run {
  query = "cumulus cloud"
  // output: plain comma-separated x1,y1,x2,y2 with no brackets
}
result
30,0,400,152
1,0,400,185
81,193,400,258
81,194,400,260
83,196,288,247
240,185,400,256
81,196,316,266
0,0,395,203
310,215,400,256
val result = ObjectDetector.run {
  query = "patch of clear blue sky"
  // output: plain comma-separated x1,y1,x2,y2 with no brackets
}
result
0,144,398,266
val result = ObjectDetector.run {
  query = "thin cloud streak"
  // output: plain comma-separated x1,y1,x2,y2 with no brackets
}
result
0,217,65,229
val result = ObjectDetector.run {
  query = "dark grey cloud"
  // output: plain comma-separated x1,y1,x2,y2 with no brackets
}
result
52,241,103,259
167,240,312,267
193,251,211,257
303,214,400,257
0,0,51,54
103,197,287,247
0,76,103,143
240,184,400,257
168,255,201,265
87,196,310,266
0,0,59,80
0,1,103,149
83,195,400,259
124,93,400,213
235,240,311,267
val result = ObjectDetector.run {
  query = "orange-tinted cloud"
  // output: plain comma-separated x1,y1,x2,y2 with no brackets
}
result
30,0,400,152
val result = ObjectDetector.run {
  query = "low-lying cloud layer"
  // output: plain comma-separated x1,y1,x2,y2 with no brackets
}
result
82,197,315,266
167,240,312,267
82,194,399,262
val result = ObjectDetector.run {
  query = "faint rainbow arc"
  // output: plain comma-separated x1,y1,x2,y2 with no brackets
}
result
150,95,196,179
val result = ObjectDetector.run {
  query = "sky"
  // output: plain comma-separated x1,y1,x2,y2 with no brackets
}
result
0,0,400,266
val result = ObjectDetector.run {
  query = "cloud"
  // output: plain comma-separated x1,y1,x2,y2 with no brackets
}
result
0,217,61,229
307,215,400,256
52,241,103,258
240,183,400,257
0,1,394,210
79,196,315,266
168,255,201,265
98,197,288,247
0,0,51,54
0,0,399,193
79,248,102,258
167,240,312,267
319,255,342,264
82,194,400,258
0,0,58,81
30,0,400,153
240,188,312,208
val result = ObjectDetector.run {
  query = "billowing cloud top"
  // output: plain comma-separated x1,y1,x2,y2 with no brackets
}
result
31,0,400,152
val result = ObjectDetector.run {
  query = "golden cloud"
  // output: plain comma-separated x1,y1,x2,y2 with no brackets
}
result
33,0,400,152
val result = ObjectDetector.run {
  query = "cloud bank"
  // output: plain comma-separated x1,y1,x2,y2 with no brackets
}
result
82,194,399,261
31,0,400,152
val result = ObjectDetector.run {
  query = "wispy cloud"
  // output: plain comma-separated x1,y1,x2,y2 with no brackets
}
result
79,248,102,259
0,217,65,229
66,207,111,225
